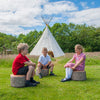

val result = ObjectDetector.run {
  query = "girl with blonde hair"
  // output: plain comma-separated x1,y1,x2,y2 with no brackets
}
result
61,44,86,82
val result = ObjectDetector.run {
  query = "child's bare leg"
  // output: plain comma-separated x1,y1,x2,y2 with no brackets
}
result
37,63,42,78
37,63,42,73
26,66,35,80
49,63,54,72
30,65,40,84
25,66,38,86
31,70,35,77
31,64,36,77
49,63,56,76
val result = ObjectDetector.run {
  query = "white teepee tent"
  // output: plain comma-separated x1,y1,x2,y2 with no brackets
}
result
30,17,64,57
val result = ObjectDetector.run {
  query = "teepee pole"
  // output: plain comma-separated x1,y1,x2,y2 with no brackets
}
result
41,15,53,26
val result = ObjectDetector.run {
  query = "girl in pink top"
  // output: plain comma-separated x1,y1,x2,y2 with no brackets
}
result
61,44,86,82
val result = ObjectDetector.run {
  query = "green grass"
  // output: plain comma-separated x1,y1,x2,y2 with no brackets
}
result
0,56,100,100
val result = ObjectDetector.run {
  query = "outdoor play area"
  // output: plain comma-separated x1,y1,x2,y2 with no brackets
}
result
0,0,100,100
0,52,100,100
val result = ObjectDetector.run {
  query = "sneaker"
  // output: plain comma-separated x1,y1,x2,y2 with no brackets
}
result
25,80,37,87
31,80,40,84
61,78,71,82
50,73,56,76
39,73,42,79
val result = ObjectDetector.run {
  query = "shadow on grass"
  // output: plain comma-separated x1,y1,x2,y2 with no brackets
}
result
86,77,100,82
71,77,100,83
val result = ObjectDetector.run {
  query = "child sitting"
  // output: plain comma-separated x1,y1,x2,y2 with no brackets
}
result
61,44,86,82
12,43,40,87
37,47,55,78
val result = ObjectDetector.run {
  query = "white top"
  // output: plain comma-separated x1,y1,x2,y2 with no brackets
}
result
38,54,51,65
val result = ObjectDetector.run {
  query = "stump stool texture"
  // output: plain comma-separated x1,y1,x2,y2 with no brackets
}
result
10,74,26,88
71,71,86,81
36,68,49,76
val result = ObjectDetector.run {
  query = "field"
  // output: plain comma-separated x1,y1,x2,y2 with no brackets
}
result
0,52,100,100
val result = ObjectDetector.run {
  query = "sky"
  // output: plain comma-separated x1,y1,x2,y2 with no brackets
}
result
0,0,100,35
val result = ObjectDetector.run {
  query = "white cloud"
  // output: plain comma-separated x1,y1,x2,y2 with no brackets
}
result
0,0,47,35
0,0,77,35
80,2,89,9
0,24,33,35
68,8,100,27
43,1,77,15
0,0,100,35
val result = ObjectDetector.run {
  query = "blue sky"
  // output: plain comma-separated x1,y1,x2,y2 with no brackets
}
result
0,0,100,35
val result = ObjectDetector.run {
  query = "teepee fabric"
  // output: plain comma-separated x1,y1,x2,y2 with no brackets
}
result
30,25,64,57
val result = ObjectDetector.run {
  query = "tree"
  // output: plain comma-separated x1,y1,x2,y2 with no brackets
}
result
0,24,100,53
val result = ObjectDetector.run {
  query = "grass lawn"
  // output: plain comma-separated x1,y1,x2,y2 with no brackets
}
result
0,53,100,100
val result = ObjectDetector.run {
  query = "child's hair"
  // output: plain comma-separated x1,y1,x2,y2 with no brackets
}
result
17,43,29,53
42,47,48,52
75,44,83,53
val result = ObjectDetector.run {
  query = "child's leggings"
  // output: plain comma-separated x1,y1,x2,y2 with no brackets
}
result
65,68,73,79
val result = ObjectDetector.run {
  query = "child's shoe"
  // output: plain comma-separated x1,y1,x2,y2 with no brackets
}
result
39,73,42,79
30,78,40,84
50,72,56,76
61,78,71,82
25,80,37,87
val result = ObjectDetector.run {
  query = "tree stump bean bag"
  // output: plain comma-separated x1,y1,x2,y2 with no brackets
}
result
71,71,86,81
36,68,49,77
10,74,26,88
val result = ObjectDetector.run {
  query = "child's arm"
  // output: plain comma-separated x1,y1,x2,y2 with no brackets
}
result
67,57,75,63
38,62,45,67
24,61,35,66
68,58,74,63
45,56,51,67
45,61,51,67
29,60,34,63
72,57,84,70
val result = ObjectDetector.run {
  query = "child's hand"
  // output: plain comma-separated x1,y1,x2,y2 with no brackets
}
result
64,66,66,68
72,67,75,70
31,62,36,67
44,65,47,67
43,65,45,67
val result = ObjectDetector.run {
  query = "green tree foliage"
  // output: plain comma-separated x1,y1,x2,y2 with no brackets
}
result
0,23,100,54
50,23,100,52
23,30,42,52
0,32,17,53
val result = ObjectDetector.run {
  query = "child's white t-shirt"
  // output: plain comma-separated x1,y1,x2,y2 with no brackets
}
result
38,54,51,65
